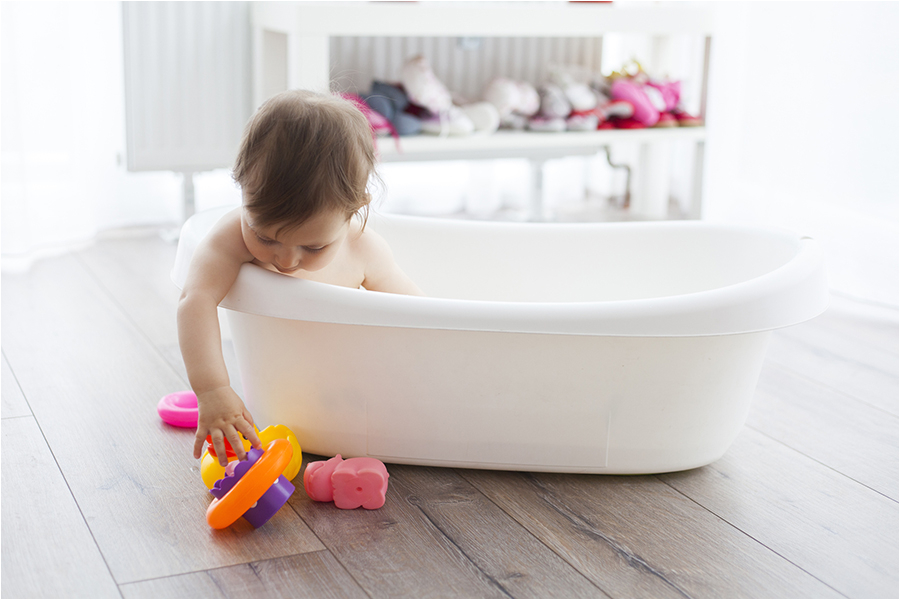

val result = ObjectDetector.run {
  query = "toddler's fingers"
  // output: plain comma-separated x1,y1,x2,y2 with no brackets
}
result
223,424,247,462
239,419,262,449
209,430,229,467
193,430,208,460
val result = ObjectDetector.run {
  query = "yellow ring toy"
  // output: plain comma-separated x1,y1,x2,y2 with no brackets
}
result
200,424,301,488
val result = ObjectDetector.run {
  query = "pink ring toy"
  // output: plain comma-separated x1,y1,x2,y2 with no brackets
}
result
157,391,199,428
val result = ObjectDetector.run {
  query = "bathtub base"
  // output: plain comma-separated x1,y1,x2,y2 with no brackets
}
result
228,311,771,474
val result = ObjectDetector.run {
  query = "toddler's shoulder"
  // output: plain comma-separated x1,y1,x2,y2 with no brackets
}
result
348,220,392,262
199,208,253,261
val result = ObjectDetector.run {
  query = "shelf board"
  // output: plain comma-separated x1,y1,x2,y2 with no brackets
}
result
375,126,706,162
256,2,716,37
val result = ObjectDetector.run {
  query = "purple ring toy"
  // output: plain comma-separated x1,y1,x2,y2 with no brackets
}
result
157,390,199,428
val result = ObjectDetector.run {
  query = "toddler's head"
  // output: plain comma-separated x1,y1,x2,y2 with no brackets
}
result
233,89,377,233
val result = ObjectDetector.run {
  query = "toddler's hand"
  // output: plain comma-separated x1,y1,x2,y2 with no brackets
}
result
193,386,262,465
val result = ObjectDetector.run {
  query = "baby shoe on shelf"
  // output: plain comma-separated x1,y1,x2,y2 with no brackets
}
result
672,107,703,127
548,65,598,113
461,102,500,135
528,116,567,132
602,99,635,120
364,80,422,136
401,55,453,114
483,78,540,130
609,77,660,127
608,117,646,129
419,105,475,136
528,84,571,132
653,111,679,128
565,112,599,131
537,83,572,119
340,93,399,142
647,79,681,113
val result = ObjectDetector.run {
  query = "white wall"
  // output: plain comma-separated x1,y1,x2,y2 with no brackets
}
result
3,1,897,308
1,2,185,270
704,1,899,306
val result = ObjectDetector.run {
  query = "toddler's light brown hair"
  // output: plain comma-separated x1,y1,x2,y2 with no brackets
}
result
233,89,377,233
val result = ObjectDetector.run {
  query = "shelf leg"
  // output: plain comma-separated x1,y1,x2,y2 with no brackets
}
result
632,142,671,220
689,140,705,219
528,157,548,222
181,171,195,222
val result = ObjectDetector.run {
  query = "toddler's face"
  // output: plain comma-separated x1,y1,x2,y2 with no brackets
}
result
241,208,351,274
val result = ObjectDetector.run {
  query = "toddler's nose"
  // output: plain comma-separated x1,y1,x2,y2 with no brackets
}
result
274,248,301,271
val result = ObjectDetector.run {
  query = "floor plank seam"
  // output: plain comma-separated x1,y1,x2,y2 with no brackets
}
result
287,504,374,598
2,348,35,417
763,359,899,418
406,494,515,599
74,252,191,389
742,424,899,504
657,475,851,599
10,413,123,596
519,472,690,599
454,468,610,599
771,329,899,378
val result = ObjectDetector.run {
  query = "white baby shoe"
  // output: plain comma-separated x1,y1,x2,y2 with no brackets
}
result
461,102,500,134
401,55,453,114
484,78,540,119
420,105,475,136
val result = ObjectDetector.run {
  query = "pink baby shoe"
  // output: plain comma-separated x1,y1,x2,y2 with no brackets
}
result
610,78,659,127
653,112,679,128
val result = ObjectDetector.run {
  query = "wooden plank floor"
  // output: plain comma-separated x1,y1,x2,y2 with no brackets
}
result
2,233,897,599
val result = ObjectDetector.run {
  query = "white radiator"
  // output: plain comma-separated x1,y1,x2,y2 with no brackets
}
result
122,1,252,174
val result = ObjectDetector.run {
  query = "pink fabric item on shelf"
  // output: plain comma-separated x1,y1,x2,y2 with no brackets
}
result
338,93,400,152
647,80,681,112
610,78,659,127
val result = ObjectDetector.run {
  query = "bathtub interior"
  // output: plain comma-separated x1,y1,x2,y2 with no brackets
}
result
369,215,801,303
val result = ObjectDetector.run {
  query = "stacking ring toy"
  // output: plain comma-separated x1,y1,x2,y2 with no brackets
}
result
200,424,300,490
157,391,199,428
207,439,294,529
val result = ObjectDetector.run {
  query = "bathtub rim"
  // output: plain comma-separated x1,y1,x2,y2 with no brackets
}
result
172,208,830,338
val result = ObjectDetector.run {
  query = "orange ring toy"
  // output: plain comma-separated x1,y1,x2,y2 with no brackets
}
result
206,439,293,529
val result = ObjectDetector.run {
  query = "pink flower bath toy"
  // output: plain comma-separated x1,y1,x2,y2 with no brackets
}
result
303,455,389,510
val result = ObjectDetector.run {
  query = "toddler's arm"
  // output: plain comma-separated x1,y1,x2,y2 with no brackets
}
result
177,215,262,464
360,230,423,296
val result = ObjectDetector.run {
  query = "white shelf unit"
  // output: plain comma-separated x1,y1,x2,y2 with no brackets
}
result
251,1,714,220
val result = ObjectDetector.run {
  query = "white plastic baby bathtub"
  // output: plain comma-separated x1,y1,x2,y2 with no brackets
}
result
173,207,828,474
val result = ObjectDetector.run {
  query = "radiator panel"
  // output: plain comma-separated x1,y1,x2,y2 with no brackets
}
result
122,1,252,172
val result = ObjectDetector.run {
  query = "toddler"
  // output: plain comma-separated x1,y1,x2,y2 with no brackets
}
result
178,90,422,466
